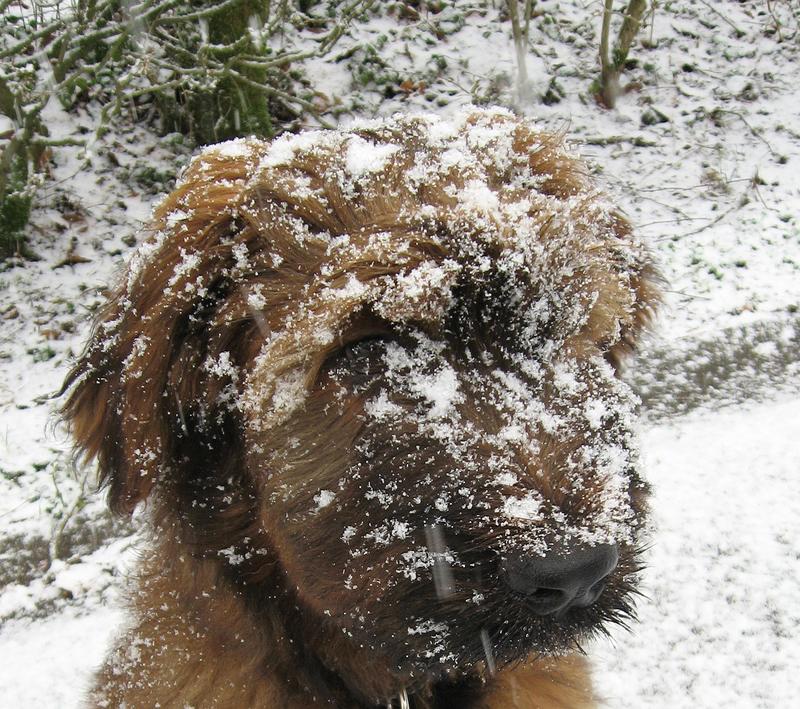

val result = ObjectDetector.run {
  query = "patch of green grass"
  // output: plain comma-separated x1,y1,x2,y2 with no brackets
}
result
28,346,56,362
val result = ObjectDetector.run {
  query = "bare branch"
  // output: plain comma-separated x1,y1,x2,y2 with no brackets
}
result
598,0,648,109
156,0,248,24
506,0,530,100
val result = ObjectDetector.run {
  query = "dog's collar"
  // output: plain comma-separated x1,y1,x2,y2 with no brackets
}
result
386,688,410,709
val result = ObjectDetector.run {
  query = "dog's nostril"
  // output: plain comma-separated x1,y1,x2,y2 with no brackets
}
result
500,543,619,615
577,579,608,608
531,588,564,602
526,587,569,613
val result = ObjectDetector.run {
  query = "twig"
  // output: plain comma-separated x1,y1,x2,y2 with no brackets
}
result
674,203,741,239
697,0,745,38
637,177,752,193
31,137,86,148
637,217,706,228
661,289,713,301
317,0,376,55
582,135,656,147
766,0,784,42
156,0,246,24
599,0,614,94
48,464,90,566
0,16,66,60
751,171,777,212
506,0,531,101
714,109,778,157
225,68,335,129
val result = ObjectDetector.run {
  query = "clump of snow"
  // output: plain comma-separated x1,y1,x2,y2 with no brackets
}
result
267,369,308,422
503,492,544,523
121,334,150,380
495,471,519,486
364,391,404,421
166,248,201,288
365,520,411,546
209,138,255,160
246,284,267,310
584,398,609,430
164,209,191,228
381,336,464,419
341,526,356,543
313,489,335,511
204,351,238,381
407,618,454,661
344,136,400,177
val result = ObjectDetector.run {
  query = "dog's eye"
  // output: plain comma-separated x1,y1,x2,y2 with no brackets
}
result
324,336,393,381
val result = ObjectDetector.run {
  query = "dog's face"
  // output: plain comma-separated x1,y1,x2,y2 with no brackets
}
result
252,298,649,680
62,109,658,693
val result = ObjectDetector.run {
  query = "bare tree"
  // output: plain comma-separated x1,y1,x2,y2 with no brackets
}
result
506,0,536,101
598,0,648,108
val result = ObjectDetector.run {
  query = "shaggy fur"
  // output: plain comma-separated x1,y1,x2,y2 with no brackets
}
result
62,109,659,708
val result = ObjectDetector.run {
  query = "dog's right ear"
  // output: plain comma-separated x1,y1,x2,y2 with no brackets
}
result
61,141,267,515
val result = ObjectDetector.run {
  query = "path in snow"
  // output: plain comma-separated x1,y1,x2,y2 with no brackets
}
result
592,395,800,708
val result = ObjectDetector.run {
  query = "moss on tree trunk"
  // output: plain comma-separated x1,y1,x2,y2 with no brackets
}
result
0,143,33,259
184,0,276,143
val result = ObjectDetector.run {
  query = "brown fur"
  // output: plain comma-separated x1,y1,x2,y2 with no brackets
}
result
62,110,659,708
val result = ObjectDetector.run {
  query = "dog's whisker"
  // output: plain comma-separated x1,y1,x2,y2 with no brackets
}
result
424,524,456,600
251,310,271,337
173,390,188,436
480,628,496,676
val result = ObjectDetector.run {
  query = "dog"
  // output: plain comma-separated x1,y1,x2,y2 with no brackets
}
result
62,108,659,708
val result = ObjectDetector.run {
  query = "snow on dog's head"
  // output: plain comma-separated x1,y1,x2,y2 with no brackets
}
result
63,108,659,687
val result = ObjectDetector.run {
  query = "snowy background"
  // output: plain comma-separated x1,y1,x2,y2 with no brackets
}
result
1,1,799,706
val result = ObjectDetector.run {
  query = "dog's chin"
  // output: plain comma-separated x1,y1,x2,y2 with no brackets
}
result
488,602,618,661
344,591,628,687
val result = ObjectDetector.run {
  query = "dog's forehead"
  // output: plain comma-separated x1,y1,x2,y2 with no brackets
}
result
224,113,644,432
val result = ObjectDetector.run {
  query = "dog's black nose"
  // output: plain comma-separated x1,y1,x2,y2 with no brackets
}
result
500,543,619,615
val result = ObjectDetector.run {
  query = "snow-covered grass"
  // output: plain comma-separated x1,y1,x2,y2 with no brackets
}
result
1,1,799,705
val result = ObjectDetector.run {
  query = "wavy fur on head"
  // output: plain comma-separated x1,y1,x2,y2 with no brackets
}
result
63,108,659,708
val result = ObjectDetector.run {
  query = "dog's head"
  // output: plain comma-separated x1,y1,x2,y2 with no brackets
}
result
63,109,658,694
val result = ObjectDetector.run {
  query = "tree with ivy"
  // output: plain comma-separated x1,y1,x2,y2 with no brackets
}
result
0,0,374,258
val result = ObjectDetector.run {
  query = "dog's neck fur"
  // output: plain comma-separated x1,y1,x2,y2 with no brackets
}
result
87,524,595,709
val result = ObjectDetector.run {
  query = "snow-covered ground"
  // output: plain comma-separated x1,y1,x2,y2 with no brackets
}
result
2,1,799,706
0,605,123,707
593,395,800,708
3,396,798,707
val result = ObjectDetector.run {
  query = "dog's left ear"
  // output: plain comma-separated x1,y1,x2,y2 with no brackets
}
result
606,261,663,372
61,144,265,514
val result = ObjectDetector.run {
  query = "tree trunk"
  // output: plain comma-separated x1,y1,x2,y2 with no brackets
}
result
598,0,647,109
